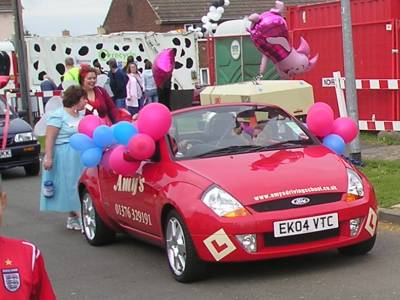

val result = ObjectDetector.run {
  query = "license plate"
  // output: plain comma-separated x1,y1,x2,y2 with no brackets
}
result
0,149,11,159
274,213,339,238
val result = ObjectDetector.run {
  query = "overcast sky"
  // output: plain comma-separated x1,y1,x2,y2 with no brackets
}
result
22,0,112,36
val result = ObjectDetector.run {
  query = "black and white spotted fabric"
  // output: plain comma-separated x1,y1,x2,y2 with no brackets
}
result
26,32,197,91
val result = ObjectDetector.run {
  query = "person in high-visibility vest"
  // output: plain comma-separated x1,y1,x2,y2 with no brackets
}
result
63,57,80,84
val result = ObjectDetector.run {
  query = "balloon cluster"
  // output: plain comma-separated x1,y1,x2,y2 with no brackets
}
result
70,103,172,176
306,103,358,155
188,0,230,37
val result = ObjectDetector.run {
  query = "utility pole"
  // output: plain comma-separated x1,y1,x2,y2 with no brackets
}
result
12,0,33,126
340,0,361,161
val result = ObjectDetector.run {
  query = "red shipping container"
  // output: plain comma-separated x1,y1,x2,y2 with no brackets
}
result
288,0,400,130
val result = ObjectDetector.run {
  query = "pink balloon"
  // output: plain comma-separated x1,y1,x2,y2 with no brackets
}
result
308,102,334,116
78,115,102,138
306,107,334,137
0,75,10,89
137,103,172,140
128,134,156,161
152,48,176,88
109,145,140,176
332,117,358,144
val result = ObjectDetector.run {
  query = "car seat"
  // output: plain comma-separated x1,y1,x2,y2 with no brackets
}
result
207,113,236,142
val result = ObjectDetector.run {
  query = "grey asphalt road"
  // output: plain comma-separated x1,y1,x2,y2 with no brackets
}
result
2,168,400,300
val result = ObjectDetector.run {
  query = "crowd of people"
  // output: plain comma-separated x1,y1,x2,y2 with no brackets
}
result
40,55,161,114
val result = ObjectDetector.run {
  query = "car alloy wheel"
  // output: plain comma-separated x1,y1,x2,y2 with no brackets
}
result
82,192,96,241
166,217,187,276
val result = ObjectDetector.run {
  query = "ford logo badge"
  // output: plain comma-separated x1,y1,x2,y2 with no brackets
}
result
291,197,311,206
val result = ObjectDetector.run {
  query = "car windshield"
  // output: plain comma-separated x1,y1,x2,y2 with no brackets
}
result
168,105,317,159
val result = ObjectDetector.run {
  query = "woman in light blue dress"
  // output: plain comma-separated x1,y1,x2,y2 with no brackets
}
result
40,85,87,230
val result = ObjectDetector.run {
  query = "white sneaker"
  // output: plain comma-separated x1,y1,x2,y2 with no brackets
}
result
66,217,82,231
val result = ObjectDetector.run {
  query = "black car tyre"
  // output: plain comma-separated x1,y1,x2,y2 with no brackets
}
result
24,161,40,176
164,210,207,283
338,234,376,255
81,189,115,246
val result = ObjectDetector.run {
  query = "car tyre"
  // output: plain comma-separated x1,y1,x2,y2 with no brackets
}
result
81,190,115,246
165,210,207,283
338,234,376,255
24,160,40,176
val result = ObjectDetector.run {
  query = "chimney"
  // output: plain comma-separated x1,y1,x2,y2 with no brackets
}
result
62,29,70,37
97,26,106,35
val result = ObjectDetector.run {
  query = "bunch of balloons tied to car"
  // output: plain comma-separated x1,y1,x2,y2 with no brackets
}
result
306,102,358,155
70,103,172,175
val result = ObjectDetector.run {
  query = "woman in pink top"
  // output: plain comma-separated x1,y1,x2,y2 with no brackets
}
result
125,62,144,115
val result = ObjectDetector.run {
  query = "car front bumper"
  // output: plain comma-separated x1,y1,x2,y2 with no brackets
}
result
187,191,378,263
0,143,40,170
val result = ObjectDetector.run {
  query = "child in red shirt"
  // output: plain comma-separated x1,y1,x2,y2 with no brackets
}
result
0,185,56,299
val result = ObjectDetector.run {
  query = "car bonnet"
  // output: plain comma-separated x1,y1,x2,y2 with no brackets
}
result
177,145,348,206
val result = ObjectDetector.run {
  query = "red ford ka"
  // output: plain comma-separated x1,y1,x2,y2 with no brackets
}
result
78,103,378,282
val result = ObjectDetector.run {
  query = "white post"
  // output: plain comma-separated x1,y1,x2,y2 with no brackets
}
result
333,71,348,117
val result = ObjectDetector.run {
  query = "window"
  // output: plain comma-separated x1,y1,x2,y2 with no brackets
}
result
199,68,209,85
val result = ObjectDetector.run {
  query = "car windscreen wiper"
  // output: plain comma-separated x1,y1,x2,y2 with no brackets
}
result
196,145,263,158
266,139,313,148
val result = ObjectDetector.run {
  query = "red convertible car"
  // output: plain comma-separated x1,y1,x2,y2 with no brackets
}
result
79,103,378,282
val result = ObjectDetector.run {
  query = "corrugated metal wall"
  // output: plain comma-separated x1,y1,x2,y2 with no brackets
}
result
288,0,400,121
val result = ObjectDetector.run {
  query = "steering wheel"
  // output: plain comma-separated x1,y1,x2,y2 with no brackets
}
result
179,139,204,153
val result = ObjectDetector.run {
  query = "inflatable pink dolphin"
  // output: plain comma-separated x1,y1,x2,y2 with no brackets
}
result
247,1,318,79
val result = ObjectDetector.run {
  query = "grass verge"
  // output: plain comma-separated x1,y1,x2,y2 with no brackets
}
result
359,160,400,208
360,131,400,145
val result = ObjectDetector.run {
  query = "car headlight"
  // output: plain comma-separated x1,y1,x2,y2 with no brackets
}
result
346,168,364,202
14,132,36,143
202,186,250,217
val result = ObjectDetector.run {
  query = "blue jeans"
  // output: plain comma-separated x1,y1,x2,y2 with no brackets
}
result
138,97,145,110
145,89,158,104
127,106,139,116
115,98,126,109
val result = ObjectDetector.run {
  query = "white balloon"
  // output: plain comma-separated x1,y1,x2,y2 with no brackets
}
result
210,12,221,22
224,0,230,7
209,6,217,13
188,26,194,32
197,32,204,38
216,7,224,14
201,15,209,24
211,23,218,30
195,27,202,32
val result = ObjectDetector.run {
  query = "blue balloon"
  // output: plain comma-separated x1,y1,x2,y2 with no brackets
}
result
70,133,96,152
113,121,138,145
323,134,345,155
80,147,103,167
93,125,114,148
